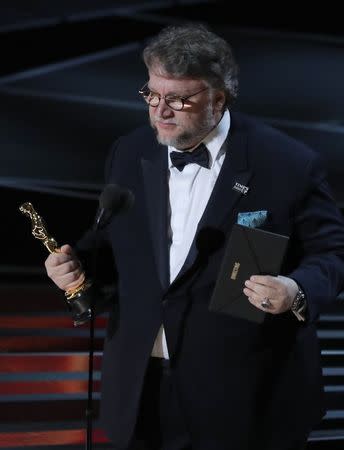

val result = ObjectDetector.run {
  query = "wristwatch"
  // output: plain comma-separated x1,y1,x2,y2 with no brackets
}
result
291,285,307,322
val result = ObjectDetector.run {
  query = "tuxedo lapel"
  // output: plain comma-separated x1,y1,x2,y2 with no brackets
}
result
141,145,170,290
172,118,253,284
198,124,252,232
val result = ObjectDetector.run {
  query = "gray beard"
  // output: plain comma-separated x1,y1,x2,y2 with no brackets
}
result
150,104,216,150
152,126,195,148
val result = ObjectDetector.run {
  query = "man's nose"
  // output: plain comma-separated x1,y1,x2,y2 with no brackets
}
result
156,99,174,117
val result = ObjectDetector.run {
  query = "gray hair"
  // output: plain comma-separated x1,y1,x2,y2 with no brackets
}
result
142,22,239,108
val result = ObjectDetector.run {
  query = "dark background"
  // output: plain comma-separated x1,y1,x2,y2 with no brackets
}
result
0,2,343,449
1,1,344,270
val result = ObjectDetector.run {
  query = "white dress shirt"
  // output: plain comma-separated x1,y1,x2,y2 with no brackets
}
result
151,110,231,359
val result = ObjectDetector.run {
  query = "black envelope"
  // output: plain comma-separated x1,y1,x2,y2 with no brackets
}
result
209,224,289,323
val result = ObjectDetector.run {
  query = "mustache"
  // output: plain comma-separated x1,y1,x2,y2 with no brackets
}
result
153,118,178,125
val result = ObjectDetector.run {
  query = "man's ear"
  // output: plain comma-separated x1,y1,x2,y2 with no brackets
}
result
214,90,226,112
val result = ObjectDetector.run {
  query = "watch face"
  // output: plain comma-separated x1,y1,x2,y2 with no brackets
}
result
292,289,305,311
290,287,306,321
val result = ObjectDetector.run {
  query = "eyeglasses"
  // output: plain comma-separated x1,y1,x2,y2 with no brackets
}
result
138,83,208,111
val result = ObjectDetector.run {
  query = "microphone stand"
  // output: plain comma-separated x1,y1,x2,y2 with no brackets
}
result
85,214,103,450
86,300,95,450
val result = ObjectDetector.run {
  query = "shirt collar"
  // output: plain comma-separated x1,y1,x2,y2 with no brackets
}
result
168,109,231,169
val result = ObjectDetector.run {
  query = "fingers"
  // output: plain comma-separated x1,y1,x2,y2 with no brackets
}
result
244,279,274,300
249,275,278,288
243,275,296,314
44,244,84,291
60,244,74,255
245,290,275,312
244,276,276,312
62,271,86,292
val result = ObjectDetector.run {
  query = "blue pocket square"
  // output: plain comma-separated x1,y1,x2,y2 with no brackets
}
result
237,210,268,228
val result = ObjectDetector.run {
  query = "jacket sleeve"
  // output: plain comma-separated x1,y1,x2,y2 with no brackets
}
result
288,154,344,323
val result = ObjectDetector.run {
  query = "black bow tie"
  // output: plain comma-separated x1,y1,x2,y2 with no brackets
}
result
170,143,209,172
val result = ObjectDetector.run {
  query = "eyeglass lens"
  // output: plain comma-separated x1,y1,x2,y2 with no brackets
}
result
148,95,183,110
141,90,184,111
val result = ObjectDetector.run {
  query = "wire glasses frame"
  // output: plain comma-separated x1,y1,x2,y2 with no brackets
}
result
138,83,208,111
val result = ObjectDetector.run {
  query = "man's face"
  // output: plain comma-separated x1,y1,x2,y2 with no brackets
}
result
147,71,224,150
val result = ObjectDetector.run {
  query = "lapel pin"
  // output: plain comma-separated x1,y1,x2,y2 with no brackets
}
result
233,182,249,195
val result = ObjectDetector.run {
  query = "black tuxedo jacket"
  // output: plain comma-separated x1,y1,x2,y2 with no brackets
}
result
76,112,344,450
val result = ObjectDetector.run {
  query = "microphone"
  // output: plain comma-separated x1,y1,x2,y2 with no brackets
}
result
94,183,135,230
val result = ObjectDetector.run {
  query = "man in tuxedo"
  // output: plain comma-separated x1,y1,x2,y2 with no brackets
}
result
44,23,344,450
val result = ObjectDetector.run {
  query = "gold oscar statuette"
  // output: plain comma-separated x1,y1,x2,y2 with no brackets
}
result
19,202,92,324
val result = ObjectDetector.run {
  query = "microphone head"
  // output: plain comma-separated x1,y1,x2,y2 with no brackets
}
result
99,183,135,216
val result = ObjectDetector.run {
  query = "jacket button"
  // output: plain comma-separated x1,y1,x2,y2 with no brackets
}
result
162,299,168,307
